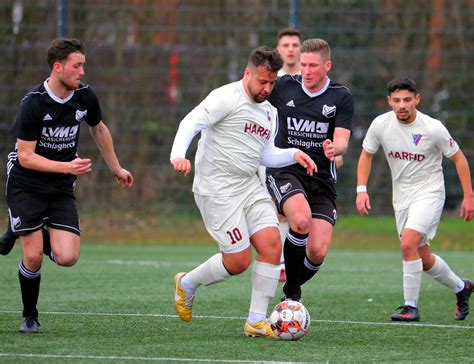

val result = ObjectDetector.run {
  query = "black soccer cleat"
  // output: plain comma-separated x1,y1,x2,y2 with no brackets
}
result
19,316,41,334
455,279,473,321
281,283,302,302
391,305,420,322
0,226,17,256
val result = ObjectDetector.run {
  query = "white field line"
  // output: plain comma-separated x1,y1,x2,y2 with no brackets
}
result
0,353,310,363
0,309,472,330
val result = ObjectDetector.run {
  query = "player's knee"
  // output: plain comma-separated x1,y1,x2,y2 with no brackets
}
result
54,251,79,267
306,246,326,264
23,253,43,271
290,215,311,234
399,241,417,259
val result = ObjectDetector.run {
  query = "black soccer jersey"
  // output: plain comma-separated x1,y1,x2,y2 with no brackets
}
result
267,75,353,184
7,80,102,191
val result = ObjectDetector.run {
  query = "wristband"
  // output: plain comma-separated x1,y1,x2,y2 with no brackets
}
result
356,185,367,193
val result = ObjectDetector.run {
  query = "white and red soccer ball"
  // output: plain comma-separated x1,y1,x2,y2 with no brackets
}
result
270,300,311,340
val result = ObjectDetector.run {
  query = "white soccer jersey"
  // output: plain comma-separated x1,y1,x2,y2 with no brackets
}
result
172,80,297,197
363,110,459,210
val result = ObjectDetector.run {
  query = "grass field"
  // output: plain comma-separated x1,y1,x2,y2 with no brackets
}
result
0,242,473,363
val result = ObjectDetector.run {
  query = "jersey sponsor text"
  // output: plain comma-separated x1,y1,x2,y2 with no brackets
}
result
243,122,271,140
388,150,425,162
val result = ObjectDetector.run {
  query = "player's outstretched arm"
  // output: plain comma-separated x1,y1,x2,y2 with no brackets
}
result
355,149,374,216
450,149,473,222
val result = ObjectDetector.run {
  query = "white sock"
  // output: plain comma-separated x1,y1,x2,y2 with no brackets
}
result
181,253,230,293
425,254,464,293
279,221,289,266
248,261,280,323
403,259,423,307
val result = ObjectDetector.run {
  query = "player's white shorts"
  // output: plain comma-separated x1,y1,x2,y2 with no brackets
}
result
194,184,278,254
395,197,445,246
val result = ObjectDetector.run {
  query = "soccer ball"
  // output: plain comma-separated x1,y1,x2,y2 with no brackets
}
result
270,300,311,340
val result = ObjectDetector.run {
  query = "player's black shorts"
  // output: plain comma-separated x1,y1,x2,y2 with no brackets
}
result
6,176,80,236
266,170,338,225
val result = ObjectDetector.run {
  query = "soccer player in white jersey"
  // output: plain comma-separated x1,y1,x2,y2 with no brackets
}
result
170,46,317,338
356,77,473,321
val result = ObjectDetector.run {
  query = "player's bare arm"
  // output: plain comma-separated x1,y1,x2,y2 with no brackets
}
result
449,149,474,222
89,122,134,188
355,149,374,216
322,127,351,161
16,138,92,175
171,158,191,176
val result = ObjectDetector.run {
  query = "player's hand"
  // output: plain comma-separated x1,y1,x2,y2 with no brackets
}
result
68,158,92,175
294,151,317,176
460,194,473,222
356,192,371,216
323,139,335,161
171,158,191,176
114,168,134,188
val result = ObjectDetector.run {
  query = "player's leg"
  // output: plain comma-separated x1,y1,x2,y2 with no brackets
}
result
300,218,334,287
280,193,311,301
390,227,423,321
298,192,337,292
277,215,289,282
6,179,47,332
18,230,44,333
242,190,281,338
1,213,51,258
0,212,17,255
47,193,82,267
174,194,246,322
242,226,280,338
419,245,472,320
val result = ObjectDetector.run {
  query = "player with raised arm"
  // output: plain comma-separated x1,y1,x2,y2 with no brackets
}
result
170,46,316,338
356,77,473,321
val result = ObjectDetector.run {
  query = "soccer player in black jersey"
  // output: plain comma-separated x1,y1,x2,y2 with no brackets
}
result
266,38,354,302
1,38,134,333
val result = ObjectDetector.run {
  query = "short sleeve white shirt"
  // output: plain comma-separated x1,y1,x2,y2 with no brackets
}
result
363,110,459,210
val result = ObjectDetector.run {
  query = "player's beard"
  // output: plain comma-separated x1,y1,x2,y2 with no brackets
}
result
60,77,80,91
396,109,412,123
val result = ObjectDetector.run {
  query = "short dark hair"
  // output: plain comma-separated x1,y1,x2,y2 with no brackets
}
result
277,27,301,42
47,38,85,69
247,46,283,73
387,77,418,95
300,38,331,61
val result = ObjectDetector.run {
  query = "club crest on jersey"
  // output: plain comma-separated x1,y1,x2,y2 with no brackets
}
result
75,109,88,122
243,123,270,140
267,110,271,122
412,133,422,146
322,104,336,118
280,182,292,193
12,216,21,229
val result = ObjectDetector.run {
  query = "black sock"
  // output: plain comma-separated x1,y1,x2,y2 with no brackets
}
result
300,255,324,286
283,229,308,300
18,261,41,318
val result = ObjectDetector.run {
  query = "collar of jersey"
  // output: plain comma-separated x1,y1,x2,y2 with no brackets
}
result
301,77,330,98
43,78,75,104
